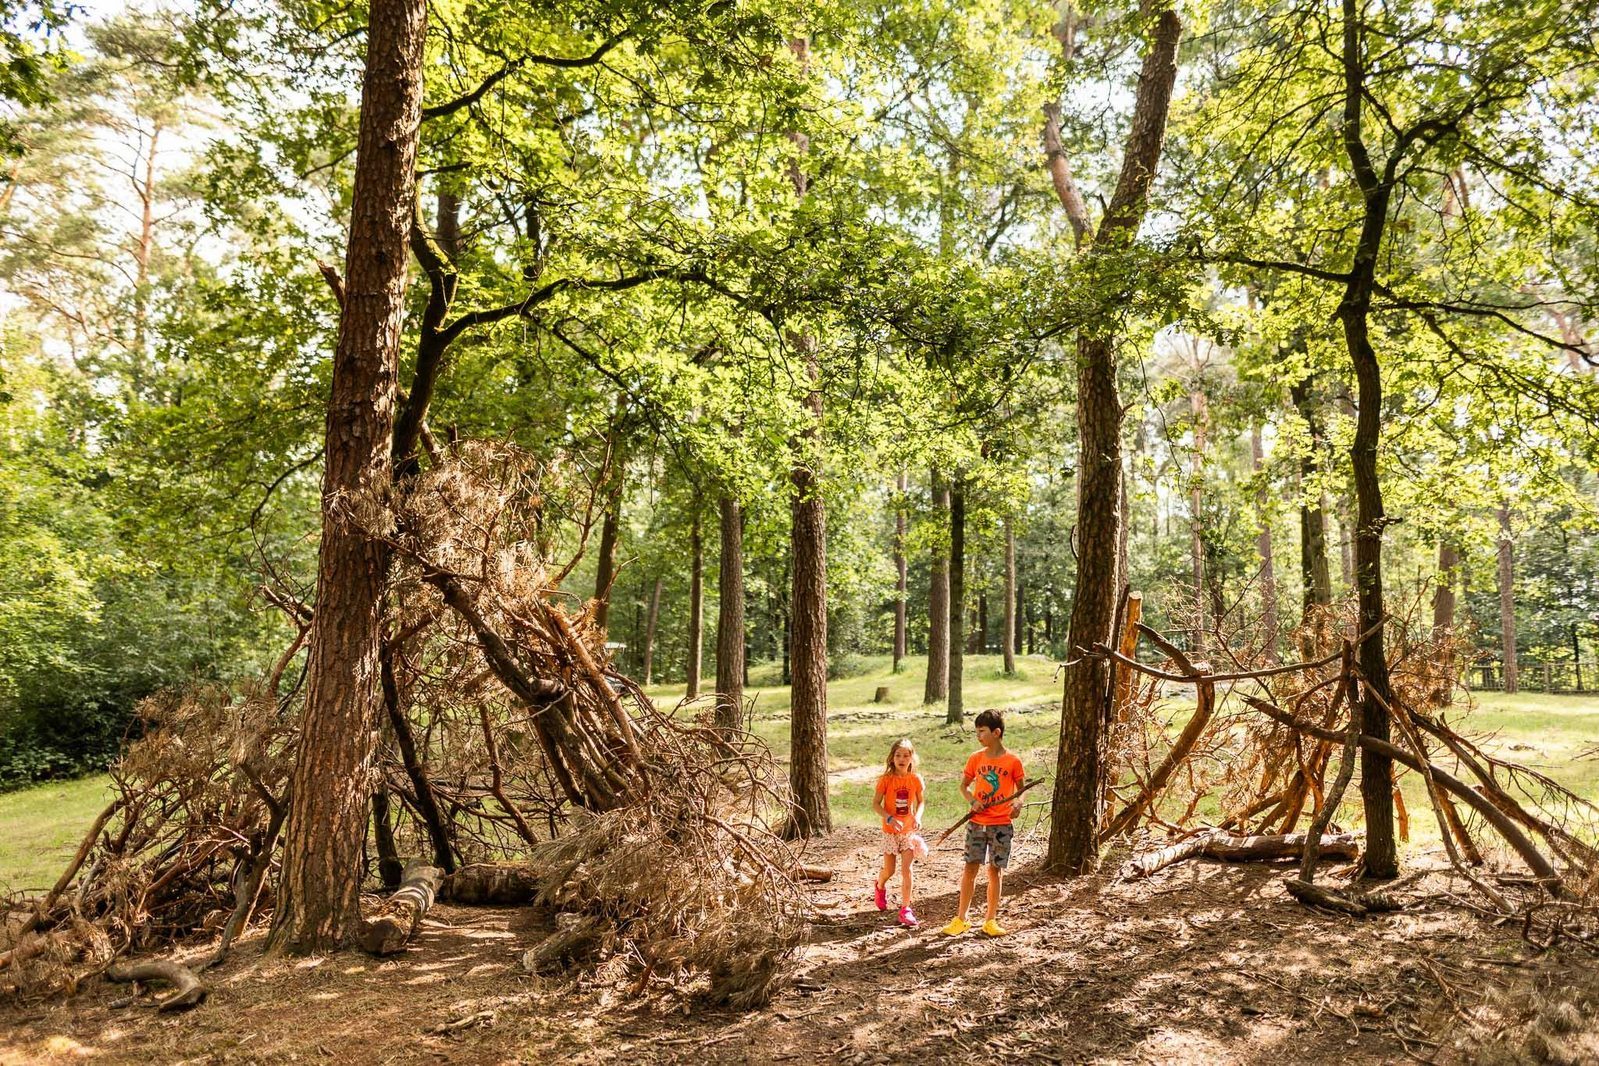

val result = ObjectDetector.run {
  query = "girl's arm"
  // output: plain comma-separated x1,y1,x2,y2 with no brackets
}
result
871,782,889,819
913,775,926,830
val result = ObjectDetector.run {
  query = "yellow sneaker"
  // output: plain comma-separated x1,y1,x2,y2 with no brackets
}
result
980,918,1008,938
941,917,971,937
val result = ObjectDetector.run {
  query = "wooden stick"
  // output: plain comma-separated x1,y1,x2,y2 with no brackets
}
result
105,959,207,1012
931,778,1045,849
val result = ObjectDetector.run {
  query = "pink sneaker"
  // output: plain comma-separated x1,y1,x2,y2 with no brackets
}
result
898,906,919,928
874,882,887,911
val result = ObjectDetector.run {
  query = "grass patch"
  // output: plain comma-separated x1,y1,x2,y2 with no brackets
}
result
0,774,114,894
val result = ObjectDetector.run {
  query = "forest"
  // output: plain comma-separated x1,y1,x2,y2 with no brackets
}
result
2,0,1599,1060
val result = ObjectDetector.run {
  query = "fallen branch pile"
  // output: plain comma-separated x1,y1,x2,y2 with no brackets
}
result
2,441,804,1008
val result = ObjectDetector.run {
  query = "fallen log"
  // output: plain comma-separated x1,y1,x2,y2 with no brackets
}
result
1283,878,1402,917
360,859,443,956
793,865,833,883
439,863,540,905
104,959,207,1012
1124,831,1360,880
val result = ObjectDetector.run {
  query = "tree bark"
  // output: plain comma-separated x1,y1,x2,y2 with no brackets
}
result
1432,541,1459,704
1337,0,1398,877
925,470,950,703
592,477,623,632
1289,379,1333,624
642,575,661,686
947,473,967,724
269,0,425,954
782,34,829,837
893,471,908,672
715,494,745,730
1045,1,1182,877
1498,504,1518,694
1003,519,1017,674
686,506,703,699
1252,425,1281,663
1189,383,1208,654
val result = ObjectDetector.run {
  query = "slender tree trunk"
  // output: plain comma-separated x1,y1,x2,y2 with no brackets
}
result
269,0,425,954
1498,504,1518,694
1252,425,1280,663
947,474,967,724
132,124,160,364
893,471,908,672
781,34,830,839
1045,0,1181,876
592,478,623,632
1189,385,1208,654
1338,0,1398,877
641,575,661,685
715,495,745,730
924,470,950,704
1432,541,1459,705
686,507,703,699
1289,380,1334,623
1003,520,1017,674
976,590,988,655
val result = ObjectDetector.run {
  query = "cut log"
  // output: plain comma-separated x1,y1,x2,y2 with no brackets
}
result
359,859,442,955
104,959,207,1012
793,865,833,883
1124,831,1360,880
439,863,541,905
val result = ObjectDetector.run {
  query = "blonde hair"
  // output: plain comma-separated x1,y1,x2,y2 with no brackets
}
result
882,737,919,776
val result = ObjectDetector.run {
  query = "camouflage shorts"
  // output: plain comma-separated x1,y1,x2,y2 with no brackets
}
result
963,822,1015,869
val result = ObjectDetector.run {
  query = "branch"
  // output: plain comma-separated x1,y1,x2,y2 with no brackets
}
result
422,34,628,121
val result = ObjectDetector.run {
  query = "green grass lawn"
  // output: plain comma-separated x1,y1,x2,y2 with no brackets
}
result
3,665,1594,894
0,774,114,894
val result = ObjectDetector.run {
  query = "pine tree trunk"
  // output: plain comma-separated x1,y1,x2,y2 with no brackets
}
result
715,495,745,730
893,471,908,672
787,341,830,836
642,575,661,686
269,0,425,954
925,470,950,704
1003,520,1017,674
1498,505,1518,694
686,507,703,699
1045,0,1181,877
1252,425,1280,664
781,34,829,838
947,474,967,724
976,590,987,655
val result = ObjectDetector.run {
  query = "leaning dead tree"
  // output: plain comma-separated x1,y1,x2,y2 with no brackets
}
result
1091,590,1599,924
1,441,804,1009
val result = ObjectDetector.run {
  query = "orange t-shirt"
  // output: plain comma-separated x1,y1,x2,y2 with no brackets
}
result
964,749,1025,825
875,772,924,833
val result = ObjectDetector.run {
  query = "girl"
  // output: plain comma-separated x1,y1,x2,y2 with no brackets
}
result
872,737,928,928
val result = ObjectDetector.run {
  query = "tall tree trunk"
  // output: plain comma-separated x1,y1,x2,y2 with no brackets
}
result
976,590,988,655
924,470,950,704
1432,541,1459,705
1045,0,1181,876
783,34,829,838
1289,380,1333,623
1337,0,1398,877
893,471,908,672
269,0,425,954
1252,425,1280,664
1189,384,1208,654
1498,504,1518,694
686,506,703,699
641,575,661,686
592,478,623,632
1003,519,1017,674
715,495,745,730
947,474,967,724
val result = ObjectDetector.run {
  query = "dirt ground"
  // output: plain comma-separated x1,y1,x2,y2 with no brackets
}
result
3,827,1597,1065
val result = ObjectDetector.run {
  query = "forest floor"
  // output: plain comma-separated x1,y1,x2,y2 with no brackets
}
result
4,826,1598,1065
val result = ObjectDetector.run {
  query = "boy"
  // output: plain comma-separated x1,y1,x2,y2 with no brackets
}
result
942,709,1024,937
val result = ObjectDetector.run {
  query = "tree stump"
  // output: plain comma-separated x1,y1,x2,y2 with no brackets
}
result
872,686,890,704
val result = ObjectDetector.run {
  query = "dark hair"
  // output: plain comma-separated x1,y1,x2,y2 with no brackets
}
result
974,709,1004,736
